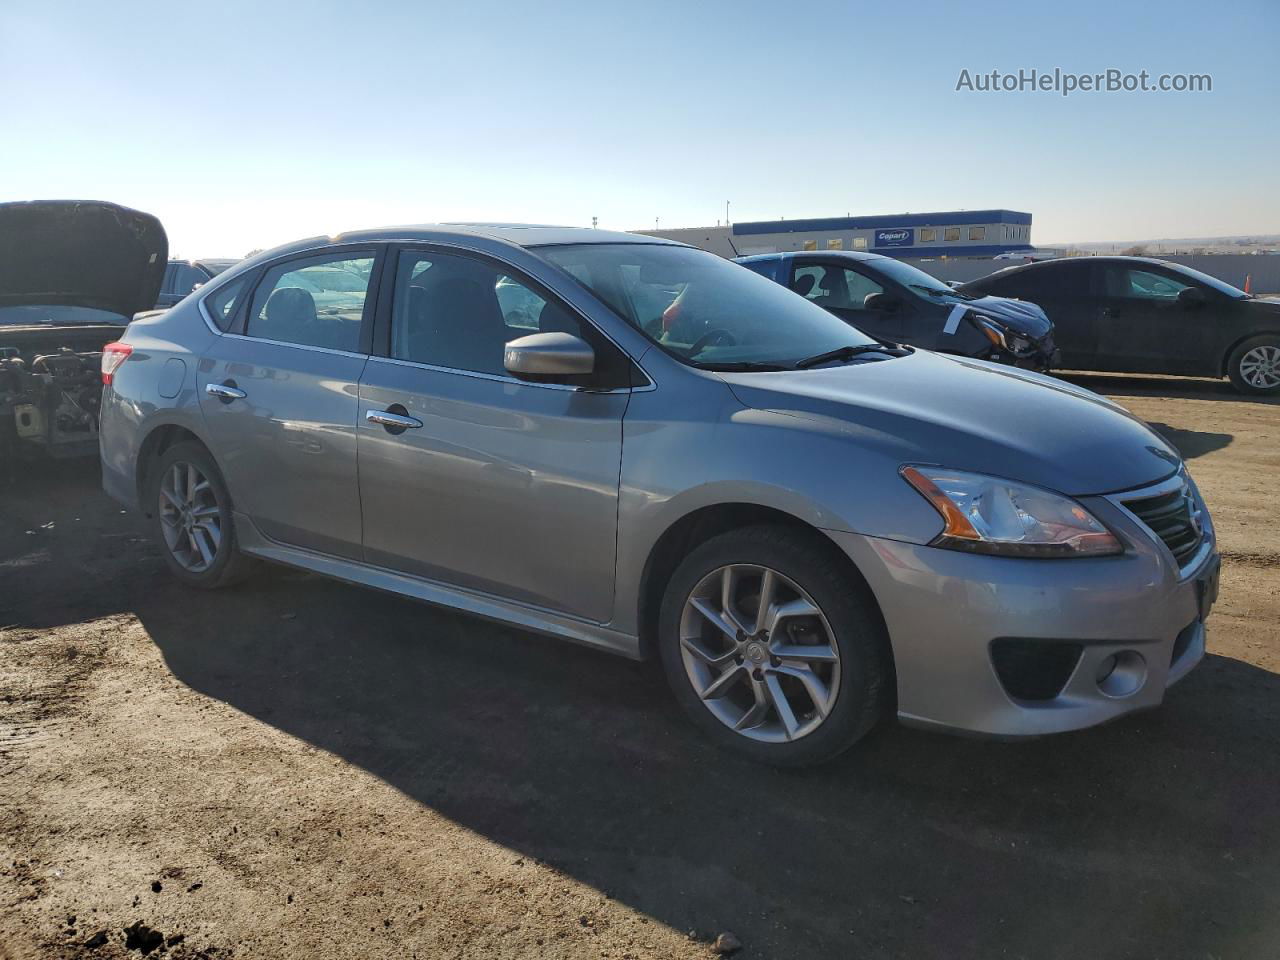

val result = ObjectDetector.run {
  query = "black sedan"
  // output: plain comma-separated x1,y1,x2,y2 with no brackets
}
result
959,257,1280,395
736,251,1056,369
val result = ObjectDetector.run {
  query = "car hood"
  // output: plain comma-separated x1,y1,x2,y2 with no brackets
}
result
719,349,1180,497
0,200,168,317
948,293,1053,338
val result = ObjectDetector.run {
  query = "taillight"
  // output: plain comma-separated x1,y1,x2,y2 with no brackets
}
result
101,342,133,385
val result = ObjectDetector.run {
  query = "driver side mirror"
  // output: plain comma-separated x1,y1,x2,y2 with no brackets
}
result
863,292,900,312
1177,287,1207,310
504,332,595,381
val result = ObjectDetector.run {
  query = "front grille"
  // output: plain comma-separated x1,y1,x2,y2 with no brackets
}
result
990,639,1083,701
1123,479,1206,568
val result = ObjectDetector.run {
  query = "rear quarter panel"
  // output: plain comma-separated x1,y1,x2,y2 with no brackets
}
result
100,301,217,510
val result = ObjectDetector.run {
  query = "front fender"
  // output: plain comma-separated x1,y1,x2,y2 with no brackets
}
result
612,383,945,634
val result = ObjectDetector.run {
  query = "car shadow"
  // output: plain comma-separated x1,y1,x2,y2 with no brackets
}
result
4,466,1280,959
131,576,1280,959
1144,421,1233,459
1061,371,1280,405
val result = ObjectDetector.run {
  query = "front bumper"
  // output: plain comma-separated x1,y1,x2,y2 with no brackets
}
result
826,489,1216,737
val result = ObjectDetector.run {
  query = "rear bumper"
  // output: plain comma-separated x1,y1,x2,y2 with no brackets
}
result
99,387,141,511
826,502,1215,737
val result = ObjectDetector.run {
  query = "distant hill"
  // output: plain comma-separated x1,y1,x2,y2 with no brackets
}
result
1044,234,1280,256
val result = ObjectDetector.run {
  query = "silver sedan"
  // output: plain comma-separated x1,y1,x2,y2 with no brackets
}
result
99,225,1219,765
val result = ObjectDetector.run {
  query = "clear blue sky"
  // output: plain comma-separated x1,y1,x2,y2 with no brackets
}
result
1,0,1275,256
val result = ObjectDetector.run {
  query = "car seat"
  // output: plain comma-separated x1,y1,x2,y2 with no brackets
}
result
261,287,317,343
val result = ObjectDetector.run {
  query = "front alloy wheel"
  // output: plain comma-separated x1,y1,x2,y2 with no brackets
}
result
680,563,840,742
658,525,891,766
1228,335,1280,395
1237,344,1280,391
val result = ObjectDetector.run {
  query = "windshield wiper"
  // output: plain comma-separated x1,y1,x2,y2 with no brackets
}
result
794,344,903,369
692,360,791,372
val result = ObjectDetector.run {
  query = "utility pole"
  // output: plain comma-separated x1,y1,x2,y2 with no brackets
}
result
726,200,731,226
655,217,660,230
591,216,598,229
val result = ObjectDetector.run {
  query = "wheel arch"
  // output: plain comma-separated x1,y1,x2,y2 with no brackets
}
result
1221,330,1280,377
635,502,888,664
134,422,216,517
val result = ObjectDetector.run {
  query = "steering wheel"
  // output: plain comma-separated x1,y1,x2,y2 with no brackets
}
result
688,328,737,357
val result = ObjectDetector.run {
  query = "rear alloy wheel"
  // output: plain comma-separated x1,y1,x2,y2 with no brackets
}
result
658,525,891,766
1228,336,1280,395
150,442,255,588
158,460,223,573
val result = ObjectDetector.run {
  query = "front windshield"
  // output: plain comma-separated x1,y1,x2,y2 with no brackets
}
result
1166,263,1250,299
0,305,128,327
867,257,972,299
538,243,876,368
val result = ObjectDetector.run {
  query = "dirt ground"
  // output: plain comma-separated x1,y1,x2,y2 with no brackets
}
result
1,372,1277,960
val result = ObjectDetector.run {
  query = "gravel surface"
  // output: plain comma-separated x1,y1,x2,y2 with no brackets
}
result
1,372,1277,959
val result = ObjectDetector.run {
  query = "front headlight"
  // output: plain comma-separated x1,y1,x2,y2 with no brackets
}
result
901,466,1122,557
970,315,1032,355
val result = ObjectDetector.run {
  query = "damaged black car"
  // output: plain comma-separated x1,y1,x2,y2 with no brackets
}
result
0,200,167,459
736,250,1057,370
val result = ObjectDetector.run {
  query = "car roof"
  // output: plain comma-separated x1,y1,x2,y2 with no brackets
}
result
169,258,239,268
337,223,678,249
979,254,1187,279
231,223,684,272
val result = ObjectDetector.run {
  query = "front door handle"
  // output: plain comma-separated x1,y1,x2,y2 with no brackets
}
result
206,381,247,402
366,407,423,432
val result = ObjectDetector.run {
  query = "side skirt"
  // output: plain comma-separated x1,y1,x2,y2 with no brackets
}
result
233,512,642,660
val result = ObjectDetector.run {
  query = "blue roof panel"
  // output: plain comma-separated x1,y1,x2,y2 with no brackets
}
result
732,210,1032,236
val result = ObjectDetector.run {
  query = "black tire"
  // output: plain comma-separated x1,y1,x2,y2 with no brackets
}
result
657,524,892,767
1227,335,1280,395
147,441,256,588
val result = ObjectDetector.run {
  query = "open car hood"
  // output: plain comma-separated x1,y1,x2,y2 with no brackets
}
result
0,200,168,317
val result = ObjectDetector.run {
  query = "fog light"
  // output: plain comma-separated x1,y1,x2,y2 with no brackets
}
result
1096,654,1118,684
1096,650,1147,698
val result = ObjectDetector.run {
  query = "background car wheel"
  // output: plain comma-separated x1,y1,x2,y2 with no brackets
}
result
658,524,892,766
149,442,255,589
1227,336,1280,395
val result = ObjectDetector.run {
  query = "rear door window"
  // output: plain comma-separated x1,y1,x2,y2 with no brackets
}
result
988,262,1089,300
176,265,208,297
246,253,375,352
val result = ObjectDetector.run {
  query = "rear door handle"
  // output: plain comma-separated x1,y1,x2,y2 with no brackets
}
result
206,382,247,401
366,408,423,431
